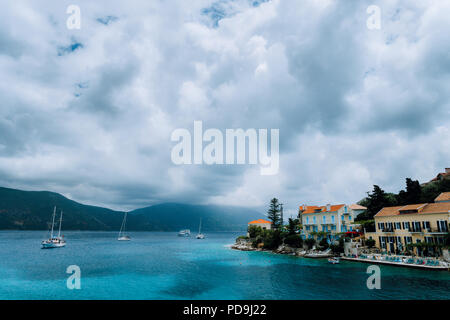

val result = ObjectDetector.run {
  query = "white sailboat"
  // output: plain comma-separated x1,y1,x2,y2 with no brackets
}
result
196,218,205,239
41,207,66,249
118,212,131,241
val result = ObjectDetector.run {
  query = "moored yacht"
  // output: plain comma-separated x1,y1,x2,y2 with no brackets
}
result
41,207,66,249
196,218,205,239
118,212,131,241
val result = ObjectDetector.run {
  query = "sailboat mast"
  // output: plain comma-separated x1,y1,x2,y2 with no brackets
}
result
119,212,127,236
199,218,202,234
50,206,56,238
58,210,63,238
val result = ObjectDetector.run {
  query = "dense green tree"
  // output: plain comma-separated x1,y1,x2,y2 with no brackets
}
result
283,234,303,248
287,218,300,235
262,229,283,249
330,238,344,254
421,179,450,203
304,238,316,249
360,185,397,220
397,178,422,205
319,238,329,249
267,198,281,229
248,225,263,238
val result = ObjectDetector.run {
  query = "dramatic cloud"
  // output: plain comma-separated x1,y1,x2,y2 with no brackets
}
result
0,0,449,213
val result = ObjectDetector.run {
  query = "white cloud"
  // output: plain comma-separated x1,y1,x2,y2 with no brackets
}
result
0,0,449,213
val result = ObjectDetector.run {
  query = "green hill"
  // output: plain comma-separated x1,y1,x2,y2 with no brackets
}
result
0,187,263,231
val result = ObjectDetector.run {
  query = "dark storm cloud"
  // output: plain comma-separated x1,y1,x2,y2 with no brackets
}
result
0,0,449,212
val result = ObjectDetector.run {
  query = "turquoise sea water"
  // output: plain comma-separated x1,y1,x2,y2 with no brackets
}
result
0,231,449,300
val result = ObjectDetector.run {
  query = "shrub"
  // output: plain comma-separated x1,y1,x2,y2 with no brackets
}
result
330,238,344,254
252,235,263,248
366,238,376,248
304,238,316,249
248,225,263,238
263,230,283,250
319,238,329,250
283,234,303,248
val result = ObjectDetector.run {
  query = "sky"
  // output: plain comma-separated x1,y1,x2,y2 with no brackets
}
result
0,0,449,215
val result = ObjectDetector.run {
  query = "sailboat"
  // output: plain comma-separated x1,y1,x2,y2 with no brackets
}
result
41,207,66,249
196,218,205,239
118,212,131,241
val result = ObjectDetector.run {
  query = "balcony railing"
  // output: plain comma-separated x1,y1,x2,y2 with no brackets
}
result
378,228,448,234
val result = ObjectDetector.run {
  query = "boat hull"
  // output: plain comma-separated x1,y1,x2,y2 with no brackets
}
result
118,236,131,241
41,242,66,249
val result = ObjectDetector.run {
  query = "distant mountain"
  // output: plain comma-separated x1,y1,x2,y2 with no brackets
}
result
0,187,263,231
128,203,264,232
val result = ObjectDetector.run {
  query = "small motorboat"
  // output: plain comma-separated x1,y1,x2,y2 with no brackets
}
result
328,257,340,264
304,249,333,259
178,229,191,237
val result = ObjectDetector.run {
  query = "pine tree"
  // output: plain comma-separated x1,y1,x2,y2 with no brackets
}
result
365,185,393,219
267,198,281,228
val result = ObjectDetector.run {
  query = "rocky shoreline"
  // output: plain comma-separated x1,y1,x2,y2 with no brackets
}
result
231,238,312,257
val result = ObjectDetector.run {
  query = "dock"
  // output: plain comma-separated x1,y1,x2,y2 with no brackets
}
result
341,256,450,271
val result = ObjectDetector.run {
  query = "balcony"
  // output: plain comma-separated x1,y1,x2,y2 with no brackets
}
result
426,228,448,235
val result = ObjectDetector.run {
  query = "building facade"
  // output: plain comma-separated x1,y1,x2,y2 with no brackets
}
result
248,219,272,231
300,203,366,241
366,192,450,255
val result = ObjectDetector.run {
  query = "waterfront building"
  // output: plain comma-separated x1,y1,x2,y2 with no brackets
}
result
300,203,366,241
365,192,450,256
248,219,272,231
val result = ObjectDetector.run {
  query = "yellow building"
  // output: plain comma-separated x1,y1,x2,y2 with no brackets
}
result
366,192,450,255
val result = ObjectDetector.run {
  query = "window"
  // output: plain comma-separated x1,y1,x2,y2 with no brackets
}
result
395,222,401,230
341,215,345,221
322,216,326,224
344,206,348,213
305,225,310,231
348,214,351,221
425,237,434,243
331,215,335,223
412,221,421,232
404,236,412,244
438,220,448,232
306,217,309,224
313,216,317,224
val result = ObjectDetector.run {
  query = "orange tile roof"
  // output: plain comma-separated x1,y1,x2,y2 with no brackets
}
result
350,204,367,210
248,219,272,225
375,202,450,217
420,202,450,214
300,204,345,214
435,192,450,202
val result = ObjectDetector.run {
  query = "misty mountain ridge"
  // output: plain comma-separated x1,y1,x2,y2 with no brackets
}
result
0,187,263,231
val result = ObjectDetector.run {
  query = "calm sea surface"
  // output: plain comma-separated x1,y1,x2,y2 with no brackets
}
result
0,231,449,300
